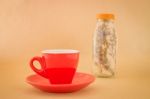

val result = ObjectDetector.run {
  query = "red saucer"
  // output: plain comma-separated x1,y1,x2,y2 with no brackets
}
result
26,72,95,93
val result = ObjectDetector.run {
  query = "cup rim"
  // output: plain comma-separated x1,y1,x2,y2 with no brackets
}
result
42,49,80,54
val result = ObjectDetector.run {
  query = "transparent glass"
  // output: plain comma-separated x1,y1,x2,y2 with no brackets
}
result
93,19,117,77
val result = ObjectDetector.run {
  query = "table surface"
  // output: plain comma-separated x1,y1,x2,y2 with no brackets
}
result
0,56,150,99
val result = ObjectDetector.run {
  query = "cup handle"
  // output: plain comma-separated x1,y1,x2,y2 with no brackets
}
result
30,56,47,78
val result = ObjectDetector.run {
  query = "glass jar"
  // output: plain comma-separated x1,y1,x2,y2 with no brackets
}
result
93,14,117,77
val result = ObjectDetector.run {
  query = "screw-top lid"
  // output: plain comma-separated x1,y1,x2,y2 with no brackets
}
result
96,13,115,20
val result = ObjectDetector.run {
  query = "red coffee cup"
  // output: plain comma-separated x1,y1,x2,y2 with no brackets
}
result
30,49,79,84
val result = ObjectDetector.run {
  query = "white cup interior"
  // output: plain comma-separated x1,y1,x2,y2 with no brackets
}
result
42,49,79,54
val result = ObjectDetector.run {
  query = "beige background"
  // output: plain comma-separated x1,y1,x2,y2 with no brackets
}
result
0,0,150,99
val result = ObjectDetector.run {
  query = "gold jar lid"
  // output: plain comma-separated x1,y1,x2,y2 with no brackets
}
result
96,13,115,20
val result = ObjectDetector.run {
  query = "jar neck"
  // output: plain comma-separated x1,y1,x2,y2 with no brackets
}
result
96,18,115,29
97,18,114,22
